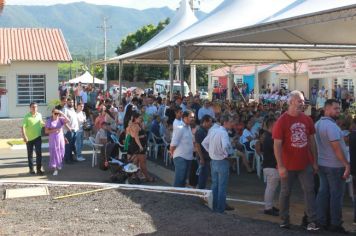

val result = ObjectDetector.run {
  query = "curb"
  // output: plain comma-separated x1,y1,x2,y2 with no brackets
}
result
8,140,90,150
0,180,213,209
10,143,49,150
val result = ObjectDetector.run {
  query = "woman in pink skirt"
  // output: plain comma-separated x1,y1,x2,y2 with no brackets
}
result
45,109,69,176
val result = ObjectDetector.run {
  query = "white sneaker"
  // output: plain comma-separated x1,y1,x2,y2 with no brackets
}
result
58,166,62,170
77,157,86,162
53,170,58,176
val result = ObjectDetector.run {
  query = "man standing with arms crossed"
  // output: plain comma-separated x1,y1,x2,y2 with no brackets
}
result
273,90,319,231
22,102,44,175
315,99,350,233
202,115,234,213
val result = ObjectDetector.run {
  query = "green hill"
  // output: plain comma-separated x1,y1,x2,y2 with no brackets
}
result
0,2,177,57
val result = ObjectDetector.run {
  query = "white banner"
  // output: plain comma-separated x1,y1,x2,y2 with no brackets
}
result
308,56,356,79
308,57,346,79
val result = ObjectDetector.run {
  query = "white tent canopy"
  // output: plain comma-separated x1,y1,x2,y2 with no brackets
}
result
102,0,356,65
106,0,197,63
68,71,105,84
190,0,356,46
105,0,296,64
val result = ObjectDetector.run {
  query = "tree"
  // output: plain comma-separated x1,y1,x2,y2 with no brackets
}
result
115,18,170,82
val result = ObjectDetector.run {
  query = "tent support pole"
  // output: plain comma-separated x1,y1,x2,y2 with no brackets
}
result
190,65,197,95
293,61,297,90
169,47,174,101
208,65,212,101
118,60,123,104
254,64,259,103
179,45,184,96
227,66,232,101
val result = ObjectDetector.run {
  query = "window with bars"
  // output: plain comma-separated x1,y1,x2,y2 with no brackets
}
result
342,79,354,95
213,79,219,87
280,78,288,89
0,76,5,90
234,75,243,85
333,78,338,89
17,74,46,105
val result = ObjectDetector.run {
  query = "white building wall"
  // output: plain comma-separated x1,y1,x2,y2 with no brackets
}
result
0,62,58,118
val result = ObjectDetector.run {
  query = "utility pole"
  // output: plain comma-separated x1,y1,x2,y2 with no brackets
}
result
189,0,201,12
97,17,111,90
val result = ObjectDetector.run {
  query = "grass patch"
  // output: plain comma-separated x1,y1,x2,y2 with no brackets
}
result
7,139,25,146
7,138,49,146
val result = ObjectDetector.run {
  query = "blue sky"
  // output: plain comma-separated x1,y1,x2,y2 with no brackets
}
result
6,0,223,12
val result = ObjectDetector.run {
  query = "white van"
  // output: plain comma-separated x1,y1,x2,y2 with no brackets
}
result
153,80,190,97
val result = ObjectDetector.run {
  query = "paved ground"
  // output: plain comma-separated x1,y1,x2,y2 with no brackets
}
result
1,143,356,234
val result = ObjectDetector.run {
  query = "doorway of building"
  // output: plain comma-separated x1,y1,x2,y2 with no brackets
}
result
0,76,8,117
309,79,319,106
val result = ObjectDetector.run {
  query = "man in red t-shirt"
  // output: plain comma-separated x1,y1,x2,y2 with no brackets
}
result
273,90,319,231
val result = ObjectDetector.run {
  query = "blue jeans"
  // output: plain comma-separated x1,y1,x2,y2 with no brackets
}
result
26,136,42,170
211,159,230,213
76,130,83,158
173,157,192,187
198,159,210,189
316,166,346,226
64,131,77,162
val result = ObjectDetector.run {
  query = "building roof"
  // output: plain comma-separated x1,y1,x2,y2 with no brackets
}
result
269,62,308,74
0,28,72,65
211,62,308,77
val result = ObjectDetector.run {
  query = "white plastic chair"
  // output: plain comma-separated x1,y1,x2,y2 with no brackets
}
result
254,152,264,179
147,136,155,159
250,140,262,175
241,141,255,170
151,133,165,160
110,134,127,160
162,136,171,166
230,149,240,175
89,136,103,167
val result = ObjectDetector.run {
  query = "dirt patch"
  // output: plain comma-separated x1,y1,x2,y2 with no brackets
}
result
0,119,22,139
0,184,344,236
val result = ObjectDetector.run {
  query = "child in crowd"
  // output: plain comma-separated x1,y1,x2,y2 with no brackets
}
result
262,117,280,216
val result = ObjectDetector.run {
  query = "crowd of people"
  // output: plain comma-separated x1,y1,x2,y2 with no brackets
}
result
20,81,356,234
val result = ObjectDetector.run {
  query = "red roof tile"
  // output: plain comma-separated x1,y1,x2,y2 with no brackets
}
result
0,28,72,65
269,62,308,74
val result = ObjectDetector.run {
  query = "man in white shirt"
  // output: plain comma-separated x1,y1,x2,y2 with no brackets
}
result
170,110,195,187
63,97,79,164
173,106,183,130
202,115,233,213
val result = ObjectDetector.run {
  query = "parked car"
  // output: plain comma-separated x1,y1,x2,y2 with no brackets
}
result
127,87,144,96
200,91,209,100
109,86,127,96
144,88,153,95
